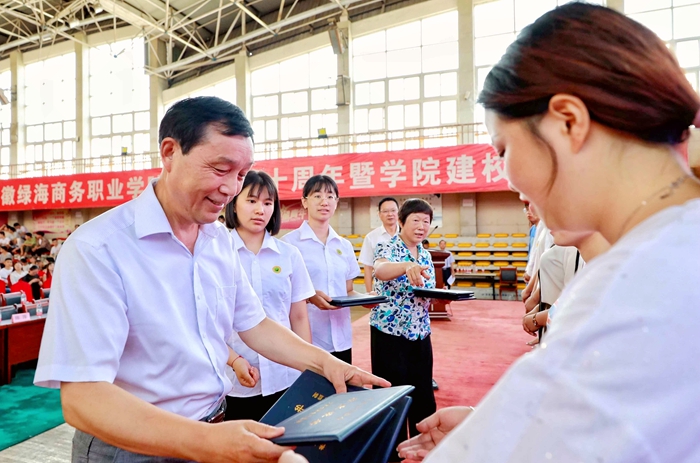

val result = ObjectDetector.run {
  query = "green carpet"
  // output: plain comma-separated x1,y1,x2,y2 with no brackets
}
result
0,368,65,451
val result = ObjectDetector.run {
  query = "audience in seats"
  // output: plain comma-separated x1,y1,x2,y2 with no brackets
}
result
9,261,26,286
398,4,700,462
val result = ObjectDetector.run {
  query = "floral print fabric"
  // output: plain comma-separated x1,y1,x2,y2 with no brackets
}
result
371,235,435,340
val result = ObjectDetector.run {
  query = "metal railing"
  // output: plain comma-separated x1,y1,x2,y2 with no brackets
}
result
0,123,489,179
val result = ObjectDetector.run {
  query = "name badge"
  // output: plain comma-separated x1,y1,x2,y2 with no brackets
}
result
11,312,31,323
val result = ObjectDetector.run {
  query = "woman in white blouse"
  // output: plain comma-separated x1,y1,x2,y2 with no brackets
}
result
223,170,316,421
282,175,363,364
9,260,26,286
398,4,700,462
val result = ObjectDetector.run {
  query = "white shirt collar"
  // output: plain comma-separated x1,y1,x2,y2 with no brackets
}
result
134,179,221,240
231,229,280,254
298,220,340,245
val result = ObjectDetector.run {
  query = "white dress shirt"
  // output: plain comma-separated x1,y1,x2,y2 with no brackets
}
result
227,230,315,397
358,225,398,266
425,199,700,463
0,267,12,281
34,181,266,421
9,270,26,285
539,245,583,306
282,221,361,352
525,221,553,276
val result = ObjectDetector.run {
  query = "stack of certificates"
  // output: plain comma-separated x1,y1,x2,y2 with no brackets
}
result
260,370,414,463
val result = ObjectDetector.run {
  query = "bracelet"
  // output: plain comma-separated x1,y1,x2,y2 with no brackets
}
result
532,313,539,329
230,355,244,368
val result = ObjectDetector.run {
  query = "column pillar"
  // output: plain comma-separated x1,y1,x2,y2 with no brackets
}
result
75,32,89,171
457,0,475,143
149,40,167,155
335,14,352,152
9,51,25,177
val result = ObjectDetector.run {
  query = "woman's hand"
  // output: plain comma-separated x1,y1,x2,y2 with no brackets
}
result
405,262,430,287
522,307,539,336
307,290,338,310
230,356,260,388
397,406,474,461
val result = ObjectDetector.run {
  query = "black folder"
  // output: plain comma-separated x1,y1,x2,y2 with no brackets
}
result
328,295,389,307
411,287,476,301
260,370,414,463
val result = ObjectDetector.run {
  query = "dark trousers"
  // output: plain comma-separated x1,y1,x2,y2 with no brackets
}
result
371,327,436,448
224,389,287,422
331,348,352,364
442,267,452,289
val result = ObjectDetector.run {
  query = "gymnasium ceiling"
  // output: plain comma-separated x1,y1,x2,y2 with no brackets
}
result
0,0,425,83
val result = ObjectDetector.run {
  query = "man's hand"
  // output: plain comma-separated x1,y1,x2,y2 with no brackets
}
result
522,307,538,337
523,272,531,284
202,420,290,463
320,354,391,393
405,263,430,287
396,407,473,461
278,450,309,463
308,290,337,311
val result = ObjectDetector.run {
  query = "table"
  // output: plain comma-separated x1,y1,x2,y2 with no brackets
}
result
455,273,498,300
0,315,47,385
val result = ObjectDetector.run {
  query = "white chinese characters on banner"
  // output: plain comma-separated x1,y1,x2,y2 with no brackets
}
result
1,186,15,206
292,167,314,192
34,184,49,205
321,165,345,184
481,152,506,183
380,160,407,188
52,183,67,203
349,162,375,190
412,157,441,187
446,155,477,184
69,181,85,203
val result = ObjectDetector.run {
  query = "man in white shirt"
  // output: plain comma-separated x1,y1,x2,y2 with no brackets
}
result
48,238,61,258
438,240,455,289
35,97,388,463
0,231,9,247
358,197,399,291
0,257,12,282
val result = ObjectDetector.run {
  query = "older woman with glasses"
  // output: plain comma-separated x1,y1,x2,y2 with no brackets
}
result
282,174,370,364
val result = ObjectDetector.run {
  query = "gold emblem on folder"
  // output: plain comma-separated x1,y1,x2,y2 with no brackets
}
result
295,405,305,413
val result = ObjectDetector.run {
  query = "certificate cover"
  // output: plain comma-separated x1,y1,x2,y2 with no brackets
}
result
329,295,389,307
293,407,395,463
411,287,476,301
260,370,365,426
271,385,414,445
363,396,412,463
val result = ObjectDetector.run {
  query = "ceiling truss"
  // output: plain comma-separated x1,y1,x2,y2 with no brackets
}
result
0,0,419,83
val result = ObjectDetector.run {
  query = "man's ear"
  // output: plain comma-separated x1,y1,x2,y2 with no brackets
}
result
548,94,591,154
160,138,180,172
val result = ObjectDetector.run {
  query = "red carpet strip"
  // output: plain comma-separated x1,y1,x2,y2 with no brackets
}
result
351,300,531,409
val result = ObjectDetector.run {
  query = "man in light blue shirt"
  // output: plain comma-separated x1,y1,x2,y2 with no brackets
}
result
35,97,388,463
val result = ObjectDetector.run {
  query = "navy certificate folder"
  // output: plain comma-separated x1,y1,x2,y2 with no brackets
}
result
260,370,414,462
271,385,414,444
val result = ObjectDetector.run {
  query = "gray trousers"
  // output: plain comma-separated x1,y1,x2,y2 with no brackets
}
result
72,429,195,463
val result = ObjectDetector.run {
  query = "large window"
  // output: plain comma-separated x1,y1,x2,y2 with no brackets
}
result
0,71,10,176
251,47,337,159
89,38,150,160
23,53,76,169
625,0,700,92
352,11,459,149
164,78,237,113
473,0,605,130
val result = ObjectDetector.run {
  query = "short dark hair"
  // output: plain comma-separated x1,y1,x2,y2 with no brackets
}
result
36,231,44,236
302,175,339,199
28,265,38,271
378,197,399,211
25,232,32,237
225,170,282,235
398,198,433,224
159,97,254,155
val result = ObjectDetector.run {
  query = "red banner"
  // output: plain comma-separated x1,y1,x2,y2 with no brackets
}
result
0,145,507,211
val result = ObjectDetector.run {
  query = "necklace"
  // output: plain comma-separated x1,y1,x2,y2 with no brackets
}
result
619,174,689,236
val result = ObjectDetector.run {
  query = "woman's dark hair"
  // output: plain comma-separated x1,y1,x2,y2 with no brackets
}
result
159,97,254,154
225,170,282,235
399,199,433,224
478,3,700,145
302,175,339,199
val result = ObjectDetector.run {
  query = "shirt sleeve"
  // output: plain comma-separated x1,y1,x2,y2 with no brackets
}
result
289,246,316,303
374,240,393,264
231,248,267,333
539,247,566,305
358,234,375,266
34,238,129,388
344,239,361,281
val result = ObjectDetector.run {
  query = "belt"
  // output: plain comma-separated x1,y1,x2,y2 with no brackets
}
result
200,399,227,423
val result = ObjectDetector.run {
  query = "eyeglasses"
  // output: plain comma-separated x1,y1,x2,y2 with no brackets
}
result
380,209,398,214
306,193,338,202
523,207,529,214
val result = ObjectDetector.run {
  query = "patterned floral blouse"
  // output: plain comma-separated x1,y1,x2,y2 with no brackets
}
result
371,235,436,340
